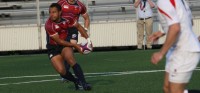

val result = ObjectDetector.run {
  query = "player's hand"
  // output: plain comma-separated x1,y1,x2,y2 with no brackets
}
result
151,52,163,65
149,31,163,42
73,44,83,54
87,38,93,51
81,28,90,37
148,34,158,43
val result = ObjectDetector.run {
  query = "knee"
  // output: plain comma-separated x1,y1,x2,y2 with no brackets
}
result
67,59,76,66
163,85,169,93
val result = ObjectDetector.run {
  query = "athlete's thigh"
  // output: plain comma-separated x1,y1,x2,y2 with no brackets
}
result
61,47,76,66
51,55,65,74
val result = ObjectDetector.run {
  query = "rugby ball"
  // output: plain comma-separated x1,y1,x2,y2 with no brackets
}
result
80,42,93,54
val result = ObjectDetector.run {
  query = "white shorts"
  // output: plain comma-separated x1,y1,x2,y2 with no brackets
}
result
165,50,200,83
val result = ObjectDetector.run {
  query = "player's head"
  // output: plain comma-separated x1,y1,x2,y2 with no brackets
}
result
49,3,62,22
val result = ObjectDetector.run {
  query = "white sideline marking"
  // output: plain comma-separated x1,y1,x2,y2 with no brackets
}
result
0,79,59,86
0,74,58,80
0,69,199,86
0,69,165,80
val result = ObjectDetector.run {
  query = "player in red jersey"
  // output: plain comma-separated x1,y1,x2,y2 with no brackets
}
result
45,3,92,90
57,0,90,44
57,0,92,85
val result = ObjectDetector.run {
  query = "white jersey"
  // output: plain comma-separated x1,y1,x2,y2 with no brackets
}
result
136,1,154,19
157,0,200,52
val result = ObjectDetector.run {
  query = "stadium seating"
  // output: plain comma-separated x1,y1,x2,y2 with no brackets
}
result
0,0,200,25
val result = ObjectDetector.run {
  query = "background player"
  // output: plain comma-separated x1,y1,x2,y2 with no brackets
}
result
57,0,91,83
45,3,92,90
58,0,90,44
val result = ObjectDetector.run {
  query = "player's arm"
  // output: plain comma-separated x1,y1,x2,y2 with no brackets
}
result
82,13,90,31
74,22,89,39
151,1,180,64
152,24,180,64
134,0,141,8
149,31,165,42
79,1,90,31
159,24,180,55
51,34,82,53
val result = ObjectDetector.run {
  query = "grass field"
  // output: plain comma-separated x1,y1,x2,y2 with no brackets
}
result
0,50,199,93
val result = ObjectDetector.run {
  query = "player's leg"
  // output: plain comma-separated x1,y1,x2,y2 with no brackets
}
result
62,47,91,90
169,82,186,93
168,51,200,93
145,18,153,49
61,62,71,83
163,72,170,93
137,19,144,49
51,55,77,84
47,45,78,89
61,28,78,82
63,27,78,72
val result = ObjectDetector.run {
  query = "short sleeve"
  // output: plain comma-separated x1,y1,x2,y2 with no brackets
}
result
157,1,180,26
78,1,87,15
45,22,58,37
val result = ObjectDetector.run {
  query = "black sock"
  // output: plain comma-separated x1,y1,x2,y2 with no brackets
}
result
188,90,200,93
60,71,77,83
64,60,70,71
72,63,86,83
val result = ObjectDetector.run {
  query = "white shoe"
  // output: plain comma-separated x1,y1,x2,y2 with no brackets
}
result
60,78,69,83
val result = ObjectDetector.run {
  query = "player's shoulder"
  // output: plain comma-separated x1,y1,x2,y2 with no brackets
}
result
157,0,176,11
77,0,85,7
57,0,65,5
157,0,170,7
45,18,54,30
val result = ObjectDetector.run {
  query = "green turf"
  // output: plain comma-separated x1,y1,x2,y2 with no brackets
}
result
0,50,199,93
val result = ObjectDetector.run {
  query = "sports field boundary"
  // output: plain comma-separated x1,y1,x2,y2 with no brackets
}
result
0,68,200,86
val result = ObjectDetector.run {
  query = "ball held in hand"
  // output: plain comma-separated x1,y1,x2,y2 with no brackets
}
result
80,42,93,54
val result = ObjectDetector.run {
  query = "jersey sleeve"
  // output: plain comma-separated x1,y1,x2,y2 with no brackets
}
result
45,22,58,37
157,1,180,26
57,0,64,6
78,1,87,15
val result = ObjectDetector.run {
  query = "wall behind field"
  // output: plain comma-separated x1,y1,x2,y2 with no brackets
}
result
0,19,200,51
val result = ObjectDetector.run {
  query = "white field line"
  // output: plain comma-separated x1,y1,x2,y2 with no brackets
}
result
0,79,59,86
0,69,200,86
0,69,165,80
1,68,200,80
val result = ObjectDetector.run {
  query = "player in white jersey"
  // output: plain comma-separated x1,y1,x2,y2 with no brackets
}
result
149,0,200,93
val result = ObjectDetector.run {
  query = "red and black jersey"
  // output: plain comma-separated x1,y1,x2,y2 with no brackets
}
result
45,17,76,45
57,0,87,21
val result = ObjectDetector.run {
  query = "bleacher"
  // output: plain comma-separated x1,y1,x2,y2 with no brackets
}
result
0,0,134,25
0,0,200,25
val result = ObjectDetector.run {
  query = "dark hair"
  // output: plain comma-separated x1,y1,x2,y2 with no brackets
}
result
49,3,62,11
